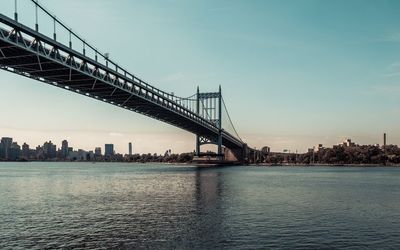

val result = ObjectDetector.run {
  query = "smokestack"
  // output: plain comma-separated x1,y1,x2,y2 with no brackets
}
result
384,133,387,147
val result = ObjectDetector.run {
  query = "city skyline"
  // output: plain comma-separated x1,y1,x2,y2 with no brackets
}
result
0,136,137,161
1,0,400,153
1,137,136,155
0,132,393,157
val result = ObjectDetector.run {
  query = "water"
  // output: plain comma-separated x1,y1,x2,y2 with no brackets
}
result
1,163,400,249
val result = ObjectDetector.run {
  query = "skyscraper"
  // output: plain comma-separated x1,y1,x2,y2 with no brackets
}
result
9,142,21,161
1,137,13,160
61,140,69,158
43,141,57,159
105,144,114,157
129,142,132,156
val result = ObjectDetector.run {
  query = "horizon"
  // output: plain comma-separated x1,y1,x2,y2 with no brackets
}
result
0,133,393,155
1,0,399,154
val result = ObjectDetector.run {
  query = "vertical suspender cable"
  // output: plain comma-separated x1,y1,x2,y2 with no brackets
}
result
14,0,18,21
35,1,39,31
53,17,56,40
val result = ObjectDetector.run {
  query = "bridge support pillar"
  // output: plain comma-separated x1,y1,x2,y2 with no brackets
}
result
242,143,249,164
196,134,200,156
194,86,225,160
217,85,222,160
217,133,222,159
196,86,200,156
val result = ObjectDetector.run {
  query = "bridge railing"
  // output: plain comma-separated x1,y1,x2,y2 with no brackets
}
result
0,13,220,131
4,0,200,110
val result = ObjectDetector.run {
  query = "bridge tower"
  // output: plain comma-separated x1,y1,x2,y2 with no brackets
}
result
196,86,223,160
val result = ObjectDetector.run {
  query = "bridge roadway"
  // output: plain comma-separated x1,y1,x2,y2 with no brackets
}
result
0,13,247,159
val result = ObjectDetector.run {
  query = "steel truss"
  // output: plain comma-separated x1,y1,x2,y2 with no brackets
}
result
0,9,244,156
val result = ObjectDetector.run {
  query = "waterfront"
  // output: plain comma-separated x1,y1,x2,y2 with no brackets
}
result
1,163,400,249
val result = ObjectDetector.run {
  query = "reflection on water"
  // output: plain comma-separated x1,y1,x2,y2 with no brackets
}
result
1,163,400,248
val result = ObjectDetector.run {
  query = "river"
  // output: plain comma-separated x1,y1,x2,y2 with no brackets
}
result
1,162,399,249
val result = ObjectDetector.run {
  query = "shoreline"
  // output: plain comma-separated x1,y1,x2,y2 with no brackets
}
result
251,163,400,167
0,161,400,167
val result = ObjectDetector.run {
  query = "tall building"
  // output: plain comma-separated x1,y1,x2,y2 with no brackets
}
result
22,143,30,160
95,147,102,157
384,133,387,148
9,142,21,161
43,141,57,159
1,137,13,148
128,142,132,156
61,140,69,158
1,137,13,160
105,144,114,157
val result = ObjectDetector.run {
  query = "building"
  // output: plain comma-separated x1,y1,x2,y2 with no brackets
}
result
88,151,95,161
342,139,356,147
43,141,57,159
78,149,89,161
68,150,79,161
105,144,114,157
22,143,30,160
0,140,3,159
94,147,102,161
61,140,69,158
95,147,102,157
128,142,132,156
9,142,21,160
383,133,387,148
36,145,44,159
1,137,13,159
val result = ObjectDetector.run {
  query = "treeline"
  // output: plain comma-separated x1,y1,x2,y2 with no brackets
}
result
265,145,400,165
125,153,194,163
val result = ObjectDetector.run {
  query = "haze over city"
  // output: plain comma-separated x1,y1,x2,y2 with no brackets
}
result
1,0,400,154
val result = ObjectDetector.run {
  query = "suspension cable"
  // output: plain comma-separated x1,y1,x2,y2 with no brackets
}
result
222,97,243,142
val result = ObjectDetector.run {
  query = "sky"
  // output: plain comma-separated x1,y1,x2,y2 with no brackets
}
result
0,0,400,154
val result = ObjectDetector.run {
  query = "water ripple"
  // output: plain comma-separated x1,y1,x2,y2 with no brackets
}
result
1,163,400,249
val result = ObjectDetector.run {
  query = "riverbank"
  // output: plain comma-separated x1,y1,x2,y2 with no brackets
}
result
2,160,400,168
252,163,400,167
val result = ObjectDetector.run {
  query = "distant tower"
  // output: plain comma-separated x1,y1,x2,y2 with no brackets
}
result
1,137,13,160
105,144,114,157
128,142,132,156
384,133,387,147
61,140,69,158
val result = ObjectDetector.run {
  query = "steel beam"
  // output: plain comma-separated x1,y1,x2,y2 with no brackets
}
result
0,12,245,152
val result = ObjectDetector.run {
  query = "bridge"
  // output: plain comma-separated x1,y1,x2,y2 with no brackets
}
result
0,0,258,163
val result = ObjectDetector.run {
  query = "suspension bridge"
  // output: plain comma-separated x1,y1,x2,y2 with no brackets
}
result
0,0,260,164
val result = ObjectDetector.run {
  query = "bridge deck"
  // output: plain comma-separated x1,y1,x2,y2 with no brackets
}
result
0,13,243,150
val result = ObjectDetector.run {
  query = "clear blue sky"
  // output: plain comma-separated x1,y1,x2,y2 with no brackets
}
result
1,0,399,153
